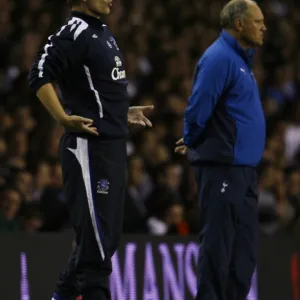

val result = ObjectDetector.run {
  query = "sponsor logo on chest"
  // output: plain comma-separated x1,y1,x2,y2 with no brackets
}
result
111,56,126,81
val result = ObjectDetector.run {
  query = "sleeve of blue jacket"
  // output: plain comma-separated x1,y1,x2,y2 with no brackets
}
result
183,55,232,148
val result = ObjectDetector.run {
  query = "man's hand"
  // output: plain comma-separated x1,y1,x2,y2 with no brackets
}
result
128,105,154,127
36,84,98,136
174,138,188,155
60,115,99,136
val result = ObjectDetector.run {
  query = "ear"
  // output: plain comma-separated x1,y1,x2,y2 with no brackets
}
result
234,18,243,32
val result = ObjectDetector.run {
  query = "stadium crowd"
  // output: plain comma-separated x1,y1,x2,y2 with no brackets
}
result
1,0,300,236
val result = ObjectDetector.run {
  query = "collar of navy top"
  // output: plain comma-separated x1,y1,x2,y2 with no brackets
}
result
220,30,255,67
71,10,105,28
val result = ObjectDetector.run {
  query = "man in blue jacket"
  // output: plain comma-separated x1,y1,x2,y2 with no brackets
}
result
175,0,267,299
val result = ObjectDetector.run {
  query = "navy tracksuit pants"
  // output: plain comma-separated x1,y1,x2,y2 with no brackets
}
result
193,164,259,300
53,134,127,300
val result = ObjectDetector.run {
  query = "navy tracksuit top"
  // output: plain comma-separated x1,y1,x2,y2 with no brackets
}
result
28,11,129,139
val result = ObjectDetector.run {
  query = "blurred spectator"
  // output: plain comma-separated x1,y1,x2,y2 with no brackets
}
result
31,160,51,202
20,203,43,233
0,187,22,232
145,163,189,236
0,137,7,162
146,189,188,236
12,170,33,202
285,169,300,231
123,155,153,233
258,165,294,234
13,105,36,133
39,160,69,231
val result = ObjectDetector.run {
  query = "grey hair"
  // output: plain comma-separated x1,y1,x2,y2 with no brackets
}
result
220,0,254,29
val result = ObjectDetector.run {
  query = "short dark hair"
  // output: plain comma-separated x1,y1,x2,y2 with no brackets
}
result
220,0,254,29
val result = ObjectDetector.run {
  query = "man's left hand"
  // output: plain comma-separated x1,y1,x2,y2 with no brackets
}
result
128,105,154,127
174,138,188,155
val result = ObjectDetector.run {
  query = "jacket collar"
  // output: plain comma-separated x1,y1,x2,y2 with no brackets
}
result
220,30,255,67
71,11,104,27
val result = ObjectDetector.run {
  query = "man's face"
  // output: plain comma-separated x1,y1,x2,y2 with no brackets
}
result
86,0,113,16
240,3,266,47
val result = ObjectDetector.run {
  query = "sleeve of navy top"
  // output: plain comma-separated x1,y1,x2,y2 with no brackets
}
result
183,55,232,148
28,20,88,93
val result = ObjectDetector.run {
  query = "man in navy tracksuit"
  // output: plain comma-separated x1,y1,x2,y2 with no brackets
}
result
28,0,153,299
175,0,267,299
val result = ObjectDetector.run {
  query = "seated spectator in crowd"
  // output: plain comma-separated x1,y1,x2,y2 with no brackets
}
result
147,191,189,236
0,187,22,232
123,155,154,233
11,169,33,202
285,168,300,231
39,160,69,231
20,203,43,233
145,168,189,236
31,160,51,202
6,129,29,170
258,165,294,234
12,105,36,133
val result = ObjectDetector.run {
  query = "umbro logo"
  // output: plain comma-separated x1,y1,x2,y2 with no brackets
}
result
109,37,119,50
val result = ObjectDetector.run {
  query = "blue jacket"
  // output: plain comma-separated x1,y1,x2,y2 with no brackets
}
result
183,30,266,167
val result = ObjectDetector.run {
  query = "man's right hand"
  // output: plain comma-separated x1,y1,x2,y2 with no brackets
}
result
36,84,99,136
60,115,99,136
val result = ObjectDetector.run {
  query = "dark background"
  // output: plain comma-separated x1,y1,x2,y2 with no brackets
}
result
1,0,300,238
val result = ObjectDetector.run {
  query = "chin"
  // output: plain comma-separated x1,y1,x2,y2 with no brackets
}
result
249,40,263,48
93,6,110,16
102,8,111,15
